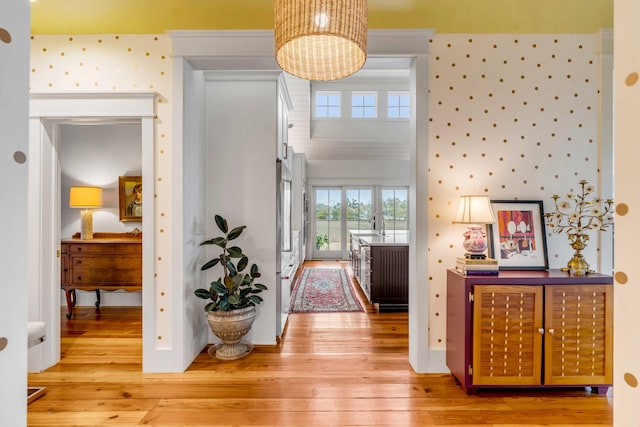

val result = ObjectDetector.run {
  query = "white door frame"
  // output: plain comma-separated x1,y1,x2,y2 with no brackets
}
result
169,29,436,371
28,92,156,371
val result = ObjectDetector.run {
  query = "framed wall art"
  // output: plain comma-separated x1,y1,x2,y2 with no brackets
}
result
487,200,548,270
118,175,142,222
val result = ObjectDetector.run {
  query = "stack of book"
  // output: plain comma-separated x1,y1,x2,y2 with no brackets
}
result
455,257,499,275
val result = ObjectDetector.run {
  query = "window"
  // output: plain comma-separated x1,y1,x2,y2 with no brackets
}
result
314,91,341,118
387,91,410,119
311,185,409,259
346,188,373,231
352,91,377,118
381,187,408,231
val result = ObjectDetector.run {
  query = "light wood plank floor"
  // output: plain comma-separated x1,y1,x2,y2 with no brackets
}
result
28,261,613,426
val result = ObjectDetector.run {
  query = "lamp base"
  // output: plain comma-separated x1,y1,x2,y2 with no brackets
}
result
80,209,94,240
462,225,488,259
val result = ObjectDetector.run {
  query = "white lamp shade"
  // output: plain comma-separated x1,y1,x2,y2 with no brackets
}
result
274,0,368,81
69,186,103,208
452,195,496,224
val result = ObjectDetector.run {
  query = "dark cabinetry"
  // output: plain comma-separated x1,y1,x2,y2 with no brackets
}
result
446,269,613,394
370,245,408,311
61,232,142,319
350,231,408,311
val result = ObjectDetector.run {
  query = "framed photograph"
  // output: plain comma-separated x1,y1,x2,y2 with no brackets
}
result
487,200,548,270
118,176,142,222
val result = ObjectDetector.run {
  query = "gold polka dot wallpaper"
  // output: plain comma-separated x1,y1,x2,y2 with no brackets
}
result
427,34,609,349
30,34,174,338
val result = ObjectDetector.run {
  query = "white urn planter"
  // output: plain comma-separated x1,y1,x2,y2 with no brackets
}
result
207,305,257,360
195,214,267,361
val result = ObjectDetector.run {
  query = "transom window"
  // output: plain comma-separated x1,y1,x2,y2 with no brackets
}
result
351,91,378,118
314,91,341,118
387,92,410,119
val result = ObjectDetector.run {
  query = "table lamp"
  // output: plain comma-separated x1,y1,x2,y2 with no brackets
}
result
69,186,103,240
452,195,496,259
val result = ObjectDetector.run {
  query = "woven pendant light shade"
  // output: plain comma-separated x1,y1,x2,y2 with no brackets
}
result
275,0,367,81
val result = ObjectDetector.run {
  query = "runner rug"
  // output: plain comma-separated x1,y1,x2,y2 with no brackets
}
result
289,268,364,313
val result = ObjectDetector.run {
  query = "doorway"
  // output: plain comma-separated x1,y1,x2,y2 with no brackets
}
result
28,92,156,372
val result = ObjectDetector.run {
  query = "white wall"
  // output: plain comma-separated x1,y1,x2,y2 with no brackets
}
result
0,1,30,425
59,123,143,307
181,63,209,367
60,124,142,238
203,72,281,345
613,0,640,423
307,159,410,182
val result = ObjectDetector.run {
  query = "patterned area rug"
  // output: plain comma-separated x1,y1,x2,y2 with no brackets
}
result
289,268,364,313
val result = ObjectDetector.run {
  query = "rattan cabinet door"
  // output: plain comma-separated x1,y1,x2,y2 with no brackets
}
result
472,285,544,386
543,284,613,386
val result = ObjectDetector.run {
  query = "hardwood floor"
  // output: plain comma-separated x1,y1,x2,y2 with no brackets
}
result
28,261,613,426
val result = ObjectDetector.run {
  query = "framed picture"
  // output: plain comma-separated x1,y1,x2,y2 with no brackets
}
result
487,200,548,270
119,176,142,222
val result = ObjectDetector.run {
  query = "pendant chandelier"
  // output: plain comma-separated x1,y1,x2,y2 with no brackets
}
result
274,0,368,81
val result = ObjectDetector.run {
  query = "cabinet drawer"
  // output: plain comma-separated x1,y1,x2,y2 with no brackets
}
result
70,266,141,285
70,256,141,270
68,243,140,255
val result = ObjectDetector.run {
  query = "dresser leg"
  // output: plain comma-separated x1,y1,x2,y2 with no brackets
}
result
95,290,101,311
65,289,74,320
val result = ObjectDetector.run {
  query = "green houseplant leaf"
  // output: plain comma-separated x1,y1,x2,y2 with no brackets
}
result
194,214,268,312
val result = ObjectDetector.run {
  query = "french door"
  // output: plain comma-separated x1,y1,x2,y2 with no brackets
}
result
312,186,408,259
313,187,343,259
312,186,373,259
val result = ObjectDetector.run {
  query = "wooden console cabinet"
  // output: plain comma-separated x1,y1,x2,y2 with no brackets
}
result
61,232,142,319
446,269,613,394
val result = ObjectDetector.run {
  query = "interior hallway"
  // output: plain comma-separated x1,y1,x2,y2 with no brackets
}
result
27,261,613,426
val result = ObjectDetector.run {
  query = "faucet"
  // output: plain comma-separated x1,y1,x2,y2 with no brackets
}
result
371,213,386,236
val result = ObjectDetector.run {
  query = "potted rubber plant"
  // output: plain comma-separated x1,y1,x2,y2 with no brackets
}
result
194,214,267,360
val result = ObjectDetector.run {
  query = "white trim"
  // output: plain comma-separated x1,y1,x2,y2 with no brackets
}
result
28,92,157,372
30,92,156,119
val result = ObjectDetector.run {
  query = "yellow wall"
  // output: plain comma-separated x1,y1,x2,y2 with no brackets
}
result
31,0,612,34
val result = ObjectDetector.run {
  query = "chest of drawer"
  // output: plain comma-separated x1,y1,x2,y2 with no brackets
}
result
61,233,143,318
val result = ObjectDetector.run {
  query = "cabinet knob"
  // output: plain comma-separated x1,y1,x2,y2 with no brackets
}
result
548,328,555,334
538,328,545,334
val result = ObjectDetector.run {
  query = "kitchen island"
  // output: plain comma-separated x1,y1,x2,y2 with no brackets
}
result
349,230,409,311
